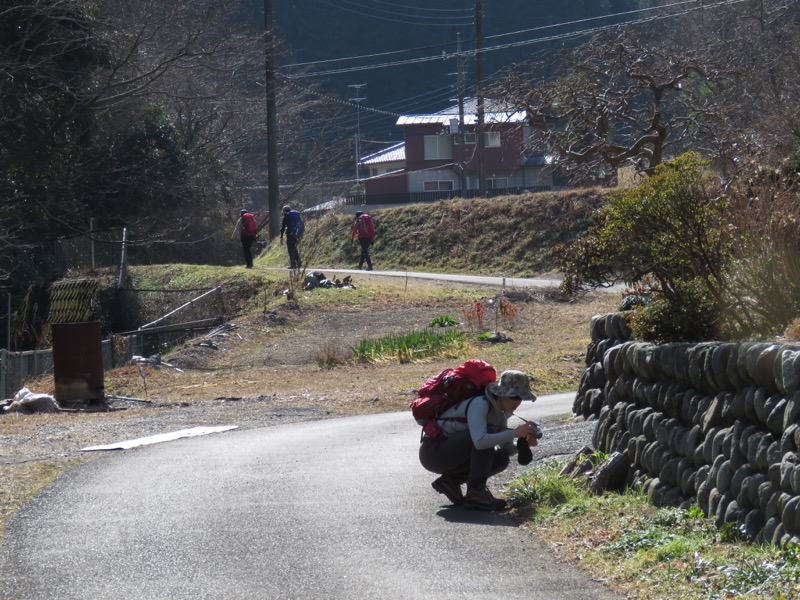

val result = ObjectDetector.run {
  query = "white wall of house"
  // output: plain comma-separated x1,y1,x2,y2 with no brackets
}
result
366,160,405,177
521,166,554,188
408,169,459,193
407,166,554,193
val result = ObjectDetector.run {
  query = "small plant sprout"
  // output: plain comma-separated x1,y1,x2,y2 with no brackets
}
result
429,315,457,328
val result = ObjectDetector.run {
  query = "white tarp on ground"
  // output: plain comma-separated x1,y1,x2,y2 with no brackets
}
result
79,425,238,452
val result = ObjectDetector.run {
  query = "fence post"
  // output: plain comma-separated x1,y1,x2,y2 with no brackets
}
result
117,227,128,288
1,348,6,400
90,217,96,270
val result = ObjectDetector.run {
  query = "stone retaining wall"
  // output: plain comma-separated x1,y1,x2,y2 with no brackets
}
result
583,323,800,546
573,312,632,418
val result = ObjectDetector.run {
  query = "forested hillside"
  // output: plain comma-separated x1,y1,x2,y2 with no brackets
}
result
254,0,649,144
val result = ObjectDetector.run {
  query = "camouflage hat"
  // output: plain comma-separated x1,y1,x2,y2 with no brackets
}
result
486,370,536,402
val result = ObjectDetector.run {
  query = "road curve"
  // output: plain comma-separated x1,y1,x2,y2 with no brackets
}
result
0,395,620,600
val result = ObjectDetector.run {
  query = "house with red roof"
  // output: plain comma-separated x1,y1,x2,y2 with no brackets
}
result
354,99,556,205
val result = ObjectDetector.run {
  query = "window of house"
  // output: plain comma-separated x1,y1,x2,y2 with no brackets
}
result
423,180,454,192
463,131,500,147
487,178,509,189
424,134,453,160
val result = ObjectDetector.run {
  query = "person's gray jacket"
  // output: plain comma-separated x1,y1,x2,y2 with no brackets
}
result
435,394,517,455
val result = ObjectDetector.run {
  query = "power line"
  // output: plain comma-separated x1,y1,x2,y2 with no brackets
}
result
314,0,472,27
282,0,746,78
319,0,472,20
350,0,473,13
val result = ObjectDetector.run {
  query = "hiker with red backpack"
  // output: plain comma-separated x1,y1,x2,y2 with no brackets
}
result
416,367,540,511
231,208,259,268
350,211,375,271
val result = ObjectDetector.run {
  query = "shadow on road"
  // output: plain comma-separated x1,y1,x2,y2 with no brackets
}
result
436,506,523,527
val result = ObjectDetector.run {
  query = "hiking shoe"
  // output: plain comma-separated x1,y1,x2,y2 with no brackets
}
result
464,486,507,511
432,476,464,505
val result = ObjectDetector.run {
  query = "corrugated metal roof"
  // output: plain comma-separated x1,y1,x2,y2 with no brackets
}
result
396,111,526,126
360,142,405,165
397,98,527,126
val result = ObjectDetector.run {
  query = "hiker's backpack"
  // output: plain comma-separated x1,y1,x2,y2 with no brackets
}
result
288,210,305,238
356,214,376,240
242,213,258,236
410,359,497,439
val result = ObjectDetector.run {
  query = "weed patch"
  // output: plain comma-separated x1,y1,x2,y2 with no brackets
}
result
353,328,468,364
509,462,800,599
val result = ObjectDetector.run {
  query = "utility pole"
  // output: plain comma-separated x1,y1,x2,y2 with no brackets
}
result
349,83,367,186
456,33,467,194
264,0,280,240
475,0,487,197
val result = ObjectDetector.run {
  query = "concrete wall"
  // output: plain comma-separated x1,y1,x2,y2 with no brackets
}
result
576,313,800,546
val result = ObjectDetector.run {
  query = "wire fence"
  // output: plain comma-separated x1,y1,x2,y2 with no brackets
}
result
55,228,125,272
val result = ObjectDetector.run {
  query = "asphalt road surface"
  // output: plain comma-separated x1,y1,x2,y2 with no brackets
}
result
301,268,566,290
0,394,621,600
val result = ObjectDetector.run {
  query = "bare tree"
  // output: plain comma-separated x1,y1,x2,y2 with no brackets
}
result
0,0,351,281
494,30,722,182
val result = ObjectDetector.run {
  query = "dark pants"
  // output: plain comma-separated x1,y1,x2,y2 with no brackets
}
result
418,430,510,489
286,235,301,269
240,235,256,268
358,237,372,270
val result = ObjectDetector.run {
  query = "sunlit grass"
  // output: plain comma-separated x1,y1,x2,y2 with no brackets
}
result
510,461,800,599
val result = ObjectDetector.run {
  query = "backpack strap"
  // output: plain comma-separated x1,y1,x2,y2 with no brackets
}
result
426,396,492,441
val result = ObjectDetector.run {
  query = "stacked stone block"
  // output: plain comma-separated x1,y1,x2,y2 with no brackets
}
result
585,332,800,546
573,312,632,417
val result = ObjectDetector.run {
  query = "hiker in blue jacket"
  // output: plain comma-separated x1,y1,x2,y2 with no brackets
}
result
418,370,539,511
280,205,304,270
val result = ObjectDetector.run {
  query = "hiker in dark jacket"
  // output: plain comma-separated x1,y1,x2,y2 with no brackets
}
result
280,205,304,270
418,370,539,511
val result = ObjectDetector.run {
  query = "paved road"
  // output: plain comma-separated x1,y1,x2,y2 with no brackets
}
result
316,268,564,289
0,394,619,600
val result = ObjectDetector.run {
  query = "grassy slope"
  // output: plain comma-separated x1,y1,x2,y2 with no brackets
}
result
258,189,606,276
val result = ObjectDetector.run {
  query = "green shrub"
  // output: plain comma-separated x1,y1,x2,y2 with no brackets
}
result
628,278,720,342
558,152,729,342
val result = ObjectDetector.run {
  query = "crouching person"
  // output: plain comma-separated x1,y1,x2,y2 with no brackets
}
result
418,370,539,511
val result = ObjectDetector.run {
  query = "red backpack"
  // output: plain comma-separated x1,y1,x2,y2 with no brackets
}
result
410,359,497,439
242,213,258,236
356,214,376,240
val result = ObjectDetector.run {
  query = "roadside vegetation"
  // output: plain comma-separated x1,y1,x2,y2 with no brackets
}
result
507,460,800,599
